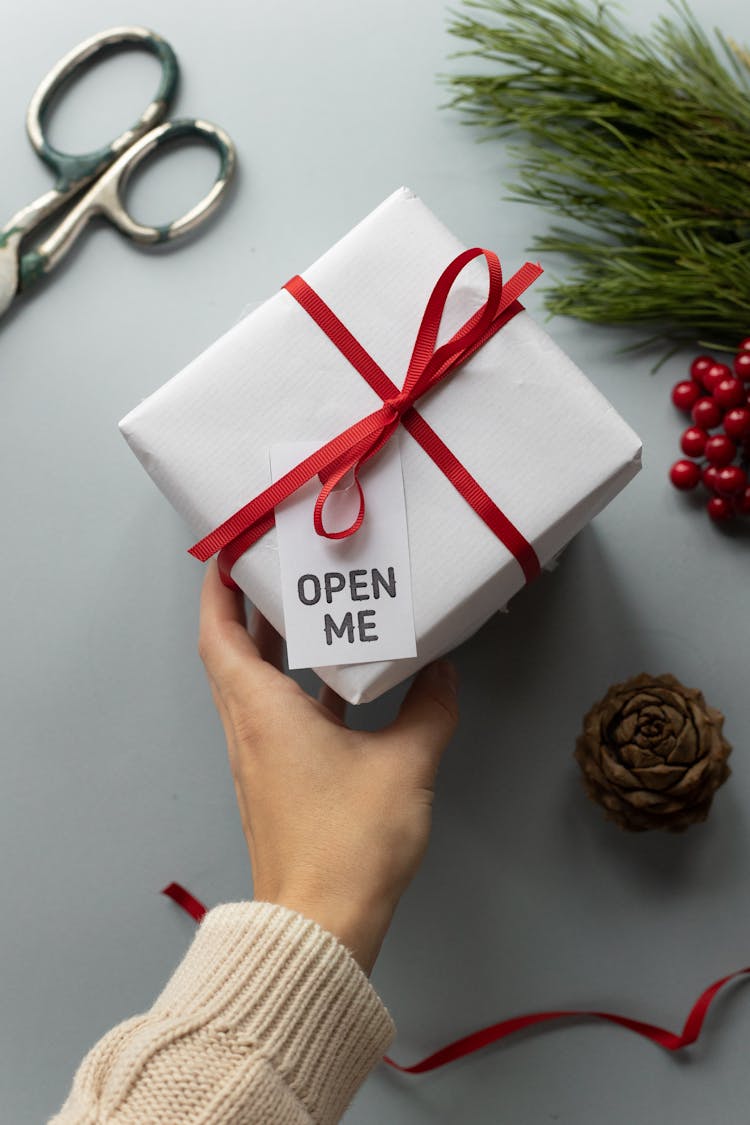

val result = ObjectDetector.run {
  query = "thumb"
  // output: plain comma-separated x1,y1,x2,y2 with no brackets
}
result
383,660,459,782
198,560,263,688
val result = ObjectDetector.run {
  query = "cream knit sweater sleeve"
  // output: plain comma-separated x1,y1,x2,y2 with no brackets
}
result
51,902,396,1125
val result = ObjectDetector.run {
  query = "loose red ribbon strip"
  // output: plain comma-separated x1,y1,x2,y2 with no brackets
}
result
162,882,750,1070
162,881,208,923
188,249,543,589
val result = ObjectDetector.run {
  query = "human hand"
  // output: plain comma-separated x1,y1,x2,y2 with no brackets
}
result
198,561,459,974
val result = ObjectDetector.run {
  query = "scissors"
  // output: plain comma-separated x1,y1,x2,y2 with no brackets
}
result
0,26,236,319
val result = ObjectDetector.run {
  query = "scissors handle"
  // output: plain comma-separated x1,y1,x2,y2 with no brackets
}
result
27,26,178,193
24,119,237,282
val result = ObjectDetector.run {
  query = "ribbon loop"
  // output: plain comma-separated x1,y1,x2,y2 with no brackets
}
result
314,468,366,540
189,250,544,588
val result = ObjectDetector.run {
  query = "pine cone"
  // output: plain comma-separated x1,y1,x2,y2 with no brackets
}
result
575,673,732,832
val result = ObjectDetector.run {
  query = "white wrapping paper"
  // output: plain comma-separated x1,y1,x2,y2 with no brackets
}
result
120,187,641,703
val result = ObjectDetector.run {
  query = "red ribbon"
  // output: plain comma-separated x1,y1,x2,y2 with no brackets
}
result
188,249,543,589
162,882,750,1069
161,882,208,923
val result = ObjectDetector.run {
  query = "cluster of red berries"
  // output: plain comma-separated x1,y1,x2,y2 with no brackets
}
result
670,340,750,522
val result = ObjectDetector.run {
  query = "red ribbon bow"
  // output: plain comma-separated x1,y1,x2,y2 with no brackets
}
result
189,248,543,588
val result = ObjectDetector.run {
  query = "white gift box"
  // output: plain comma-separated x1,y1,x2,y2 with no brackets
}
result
120,187,641,704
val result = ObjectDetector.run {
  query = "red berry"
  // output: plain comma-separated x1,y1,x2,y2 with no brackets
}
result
690,355,714,384
716,465,747,495
669,459,701,490
671,380,701,411
723,408,750,440
708,496,734,522
680,426,708,456
691,397,723,429
704,434,736,465
736,487,750,515
705,433,737,464
714,377,746,408
703,362,732,394
734,351,750,382
739,338,750,351
702,465,722,492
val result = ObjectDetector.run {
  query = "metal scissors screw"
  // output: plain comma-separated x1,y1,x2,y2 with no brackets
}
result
0,26,237,319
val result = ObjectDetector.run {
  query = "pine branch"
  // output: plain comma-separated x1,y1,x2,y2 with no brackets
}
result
447,0,750,345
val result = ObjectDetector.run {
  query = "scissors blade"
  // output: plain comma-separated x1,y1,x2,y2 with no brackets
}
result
0,241,19,319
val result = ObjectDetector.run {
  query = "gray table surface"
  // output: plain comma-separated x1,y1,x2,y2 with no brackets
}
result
2,1,749,1122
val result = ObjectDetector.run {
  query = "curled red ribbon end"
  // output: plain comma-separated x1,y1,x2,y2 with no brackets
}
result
189,251,543,590
161,881,750,1071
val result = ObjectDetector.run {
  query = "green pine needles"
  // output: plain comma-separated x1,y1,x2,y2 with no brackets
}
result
448,0,750,347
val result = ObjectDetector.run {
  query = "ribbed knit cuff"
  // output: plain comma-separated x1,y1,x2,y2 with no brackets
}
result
153,902,395,1124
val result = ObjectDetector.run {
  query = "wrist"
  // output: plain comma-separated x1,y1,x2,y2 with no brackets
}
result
257,889,395,975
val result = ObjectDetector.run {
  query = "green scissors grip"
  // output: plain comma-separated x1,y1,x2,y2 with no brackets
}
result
26,26,178,193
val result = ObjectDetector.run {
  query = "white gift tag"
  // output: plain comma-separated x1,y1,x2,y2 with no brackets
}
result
270,437,417,670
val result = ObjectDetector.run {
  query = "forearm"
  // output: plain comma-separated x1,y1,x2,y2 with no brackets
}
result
51,903,395,1125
